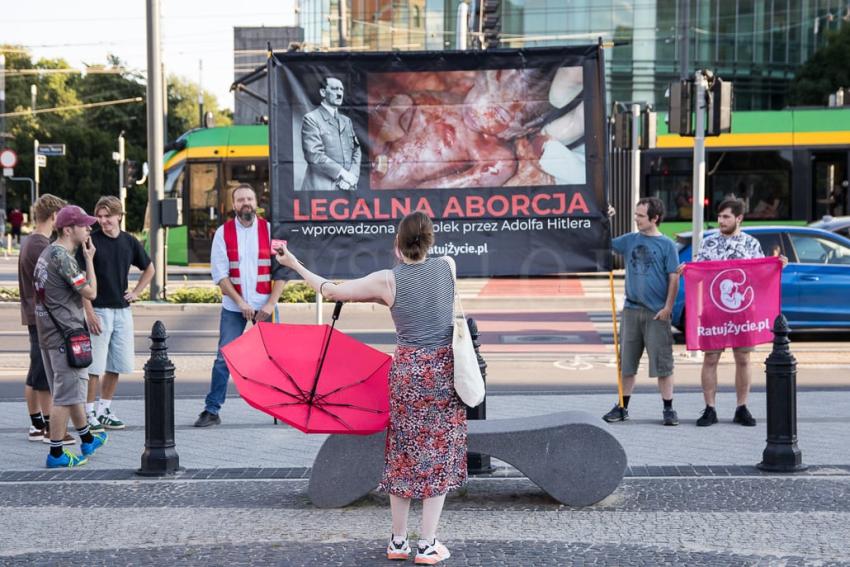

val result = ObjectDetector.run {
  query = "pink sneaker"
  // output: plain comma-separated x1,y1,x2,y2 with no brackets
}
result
386,535,411,561
414,540,451,565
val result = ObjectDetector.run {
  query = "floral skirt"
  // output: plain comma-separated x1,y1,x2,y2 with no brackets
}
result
377,344,468,499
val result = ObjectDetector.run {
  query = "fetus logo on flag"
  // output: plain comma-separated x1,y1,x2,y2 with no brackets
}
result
709,268,755,313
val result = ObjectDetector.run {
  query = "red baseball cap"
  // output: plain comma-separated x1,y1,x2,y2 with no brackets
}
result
55,205,97,229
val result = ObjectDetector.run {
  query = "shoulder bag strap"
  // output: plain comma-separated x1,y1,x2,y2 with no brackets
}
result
441,256,464,321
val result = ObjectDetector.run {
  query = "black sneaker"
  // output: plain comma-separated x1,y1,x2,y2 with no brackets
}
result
696,406,718,427
602,404,629,423
193,411,221,428
662,408,679,426
733,405,757,426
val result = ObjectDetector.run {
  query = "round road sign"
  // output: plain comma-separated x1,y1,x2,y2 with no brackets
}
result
0,149,18,169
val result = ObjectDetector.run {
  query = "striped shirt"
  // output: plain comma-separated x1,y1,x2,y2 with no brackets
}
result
390,257,455,348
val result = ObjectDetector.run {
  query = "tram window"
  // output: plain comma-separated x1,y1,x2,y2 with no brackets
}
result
189,163,221,238
709,151,792,219
164,163,185,198
226,161,270,214
647,175,692,221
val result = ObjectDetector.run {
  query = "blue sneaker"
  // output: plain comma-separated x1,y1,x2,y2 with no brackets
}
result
46,449,88,469
80,432,108,457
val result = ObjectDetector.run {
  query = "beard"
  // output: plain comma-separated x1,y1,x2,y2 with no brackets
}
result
719,223,736,235
239,207,255,222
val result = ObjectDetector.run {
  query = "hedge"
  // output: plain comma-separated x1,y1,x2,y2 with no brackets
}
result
0,282,317,304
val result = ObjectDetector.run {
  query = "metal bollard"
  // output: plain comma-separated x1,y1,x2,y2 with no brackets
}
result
466,318,494,475
757,315,806,472
138,321,182,476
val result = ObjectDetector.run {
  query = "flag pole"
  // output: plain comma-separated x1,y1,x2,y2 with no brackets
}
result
609,271,624,408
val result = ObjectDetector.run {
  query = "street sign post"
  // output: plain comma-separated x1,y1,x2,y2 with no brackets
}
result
36,143,66,157
36,154,47,168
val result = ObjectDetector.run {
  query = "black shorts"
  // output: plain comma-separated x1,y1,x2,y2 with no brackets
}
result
25,325,50,391
11,226,22,237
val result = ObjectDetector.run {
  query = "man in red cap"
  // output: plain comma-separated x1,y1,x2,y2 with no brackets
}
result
33,205,108,468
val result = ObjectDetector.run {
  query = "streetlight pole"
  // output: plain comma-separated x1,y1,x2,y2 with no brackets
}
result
146,0,166,301
630,103,641,212
198,60,204,128
30,84,37,116
0,54,6,213
33,139,39,201
691,71,707,256
118,132,126,232
456,1,470,49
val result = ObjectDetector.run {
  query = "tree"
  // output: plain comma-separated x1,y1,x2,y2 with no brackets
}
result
167,74,232,142
1,47,230,232
789,25,850,106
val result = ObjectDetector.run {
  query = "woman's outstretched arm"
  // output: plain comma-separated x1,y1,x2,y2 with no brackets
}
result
275,244,394,305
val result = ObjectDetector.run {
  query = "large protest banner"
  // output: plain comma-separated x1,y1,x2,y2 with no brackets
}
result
268,46,611,277
683,258,782,351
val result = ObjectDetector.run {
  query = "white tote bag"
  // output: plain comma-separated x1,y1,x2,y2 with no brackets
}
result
444,257,485,408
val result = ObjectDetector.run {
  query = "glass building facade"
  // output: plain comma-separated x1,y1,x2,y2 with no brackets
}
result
299,0,850,110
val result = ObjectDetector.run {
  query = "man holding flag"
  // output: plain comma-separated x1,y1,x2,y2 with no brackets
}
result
603,197,681,426
685,198,786,427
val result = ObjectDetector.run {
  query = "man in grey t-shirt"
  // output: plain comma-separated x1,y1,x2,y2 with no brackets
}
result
603,197,680,426
34,205,108,468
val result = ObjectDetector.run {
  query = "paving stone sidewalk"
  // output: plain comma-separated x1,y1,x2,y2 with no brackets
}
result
2,390,848,473
2,390,848,565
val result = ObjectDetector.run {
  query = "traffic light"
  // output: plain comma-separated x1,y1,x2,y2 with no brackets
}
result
706,78,733,136
640,108,657,150
482,0,501,49
612,108,632,150
668,80,694,137
122,160,140,189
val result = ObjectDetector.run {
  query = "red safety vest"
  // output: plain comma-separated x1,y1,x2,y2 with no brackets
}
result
223,218,272,296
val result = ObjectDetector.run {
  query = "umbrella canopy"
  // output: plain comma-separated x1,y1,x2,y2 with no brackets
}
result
221,317,391,434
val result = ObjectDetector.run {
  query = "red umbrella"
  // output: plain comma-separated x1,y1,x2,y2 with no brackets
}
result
220,302,391,434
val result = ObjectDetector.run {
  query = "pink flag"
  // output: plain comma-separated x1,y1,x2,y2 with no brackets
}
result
683,257,782,351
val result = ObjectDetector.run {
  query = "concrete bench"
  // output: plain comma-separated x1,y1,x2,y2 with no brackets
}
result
308,410,627,508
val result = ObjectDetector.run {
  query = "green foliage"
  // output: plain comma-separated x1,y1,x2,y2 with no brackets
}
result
131,282,316,303
1,46,229,233
280,282,317,303
789,26,850,105
1,282,316,303
0,287,21,301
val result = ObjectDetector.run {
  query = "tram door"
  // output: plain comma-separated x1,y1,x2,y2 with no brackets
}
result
186,161,223,264
812,152,849,219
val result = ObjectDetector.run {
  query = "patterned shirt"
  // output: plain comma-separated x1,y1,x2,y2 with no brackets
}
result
33,243,90,349
695,232,764,261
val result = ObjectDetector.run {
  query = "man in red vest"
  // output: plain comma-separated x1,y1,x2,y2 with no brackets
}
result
194,184,287,427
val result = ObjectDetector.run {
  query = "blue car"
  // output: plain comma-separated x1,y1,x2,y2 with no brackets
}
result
672,226,850,331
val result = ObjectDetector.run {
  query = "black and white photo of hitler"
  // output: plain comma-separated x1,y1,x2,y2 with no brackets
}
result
299,76,362,192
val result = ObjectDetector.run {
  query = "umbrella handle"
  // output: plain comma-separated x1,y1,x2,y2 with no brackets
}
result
332,301,343,322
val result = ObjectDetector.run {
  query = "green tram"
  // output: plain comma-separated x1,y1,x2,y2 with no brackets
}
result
162,107,850,264
644,106,850,238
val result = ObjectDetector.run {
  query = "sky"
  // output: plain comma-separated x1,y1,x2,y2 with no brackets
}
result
2,0,298,111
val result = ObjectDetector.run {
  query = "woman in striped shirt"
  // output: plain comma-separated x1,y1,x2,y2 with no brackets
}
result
276,211,466,565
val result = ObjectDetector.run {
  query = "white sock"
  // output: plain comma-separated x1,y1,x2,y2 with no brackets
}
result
85,403,95,416
98,399,112,415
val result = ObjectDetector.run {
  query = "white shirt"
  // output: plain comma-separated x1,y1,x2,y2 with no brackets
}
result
210,218,272,313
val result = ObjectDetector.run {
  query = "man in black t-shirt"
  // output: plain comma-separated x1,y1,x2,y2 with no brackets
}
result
77,196,154,431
